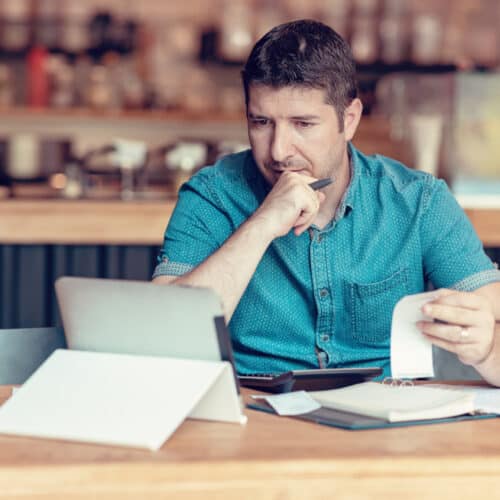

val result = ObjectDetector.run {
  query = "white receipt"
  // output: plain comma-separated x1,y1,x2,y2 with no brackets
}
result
391,291,438,379
252,391,321,416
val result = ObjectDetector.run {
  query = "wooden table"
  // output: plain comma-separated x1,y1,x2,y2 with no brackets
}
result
0,386,499,499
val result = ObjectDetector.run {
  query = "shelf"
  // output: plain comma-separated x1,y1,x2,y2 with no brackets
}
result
356,61,459,76
0,106,246,124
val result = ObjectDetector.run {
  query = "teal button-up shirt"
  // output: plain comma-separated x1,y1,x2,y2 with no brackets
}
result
154,144,500,377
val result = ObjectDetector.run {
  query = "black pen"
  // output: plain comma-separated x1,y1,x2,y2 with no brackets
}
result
309,178,333,190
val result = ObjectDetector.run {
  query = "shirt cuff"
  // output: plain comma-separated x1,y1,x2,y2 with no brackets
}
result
152,258,194,279
451,269,500,292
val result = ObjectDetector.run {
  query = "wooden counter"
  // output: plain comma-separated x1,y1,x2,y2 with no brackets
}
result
465,208,500,248
0,385,499,499
0,199,174,245
1,198,499,246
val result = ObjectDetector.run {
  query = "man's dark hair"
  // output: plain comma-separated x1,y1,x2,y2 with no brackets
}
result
241,19,358,130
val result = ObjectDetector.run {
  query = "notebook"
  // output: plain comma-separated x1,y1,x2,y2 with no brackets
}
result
308,382,476,422
248,381,498,430
247,399,496,430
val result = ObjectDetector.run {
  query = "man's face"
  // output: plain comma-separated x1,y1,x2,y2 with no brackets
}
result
247,84,353,186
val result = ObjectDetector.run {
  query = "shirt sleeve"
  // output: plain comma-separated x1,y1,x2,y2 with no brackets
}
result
420,177,500,291
152,170,234,278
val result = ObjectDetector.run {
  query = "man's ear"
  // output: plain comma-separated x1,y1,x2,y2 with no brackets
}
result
343,98,363,141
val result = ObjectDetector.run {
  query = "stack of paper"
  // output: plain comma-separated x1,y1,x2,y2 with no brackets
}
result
309,382,475,422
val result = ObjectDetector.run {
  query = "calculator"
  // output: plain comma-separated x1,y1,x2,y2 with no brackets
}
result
238,367,383,393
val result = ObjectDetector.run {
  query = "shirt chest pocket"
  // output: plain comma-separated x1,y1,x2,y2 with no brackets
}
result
349,268,410,346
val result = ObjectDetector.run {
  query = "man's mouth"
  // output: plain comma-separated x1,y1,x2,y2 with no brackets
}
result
271,168,303,173
266,163,308,172
265,159,308,171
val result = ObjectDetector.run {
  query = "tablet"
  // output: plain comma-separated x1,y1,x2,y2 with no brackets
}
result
238,367,383,393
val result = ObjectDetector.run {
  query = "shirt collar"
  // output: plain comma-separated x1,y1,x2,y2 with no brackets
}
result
333,142,359,221
244,150,271,203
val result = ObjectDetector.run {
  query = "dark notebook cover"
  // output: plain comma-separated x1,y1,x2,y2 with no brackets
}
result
248,400,498,430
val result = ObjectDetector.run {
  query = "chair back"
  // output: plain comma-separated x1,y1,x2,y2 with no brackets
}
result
433,346,482,381
0,327,66,384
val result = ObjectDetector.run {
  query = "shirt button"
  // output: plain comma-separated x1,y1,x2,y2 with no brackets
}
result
321,334,330,342
319,288,329,298
317,234,323,243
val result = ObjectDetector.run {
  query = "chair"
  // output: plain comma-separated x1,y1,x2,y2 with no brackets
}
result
0,327,67,384
433,346,482,381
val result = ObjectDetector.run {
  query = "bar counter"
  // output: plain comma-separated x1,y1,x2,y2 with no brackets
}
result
1,198,500,247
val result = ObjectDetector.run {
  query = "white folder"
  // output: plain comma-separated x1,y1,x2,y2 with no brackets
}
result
0,349,246,451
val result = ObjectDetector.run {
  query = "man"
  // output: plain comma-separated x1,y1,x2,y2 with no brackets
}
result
153,20,500,384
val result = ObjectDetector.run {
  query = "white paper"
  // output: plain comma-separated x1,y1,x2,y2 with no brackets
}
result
391,291,438,379
253,391,321,416
0,350,244,450
309,382,474,422
432,384,500,415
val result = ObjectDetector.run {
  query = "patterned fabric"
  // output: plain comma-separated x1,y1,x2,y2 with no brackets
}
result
154,144,500,378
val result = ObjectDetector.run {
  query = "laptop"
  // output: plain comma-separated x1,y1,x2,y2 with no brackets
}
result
0,277,244,450
55,276,381,394
55,276,234,365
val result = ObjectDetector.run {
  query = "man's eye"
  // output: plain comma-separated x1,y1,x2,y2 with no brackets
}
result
251,119,269,126
296,121,314,128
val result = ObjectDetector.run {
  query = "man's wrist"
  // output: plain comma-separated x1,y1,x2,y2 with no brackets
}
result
473,323,499,370
246,212,281,243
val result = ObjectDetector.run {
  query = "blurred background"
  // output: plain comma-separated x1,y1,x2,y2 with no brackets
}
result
0,0,499,328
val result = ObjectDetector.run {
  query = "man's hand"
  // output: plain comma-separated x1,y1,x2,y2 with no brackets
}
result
251,171,326,239
417,289,496,367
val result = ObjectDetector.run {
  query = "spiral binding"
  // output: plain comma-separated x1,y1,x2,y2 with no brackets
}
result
382,377,414,387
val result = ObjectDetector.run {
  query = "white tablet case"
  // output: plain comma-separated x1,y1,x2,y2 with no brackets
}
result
0,349,246,451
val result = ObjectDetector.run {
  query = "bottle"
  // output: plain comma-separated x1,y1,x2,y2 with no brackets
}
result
85,64,114,110
219,0,253,63
33,0,61,52
0,0,31,54
379,0,408,64
0,64,14,107
27,44,49,107
0,137,11,198
321,0,350,39
60,0,91,56
411,13,443,65
7,134,41,180
350,0,379,64
48,55,76,108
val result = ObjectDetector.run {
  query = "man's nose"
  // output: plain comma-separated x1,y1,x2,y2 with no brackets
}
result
270,125,293,164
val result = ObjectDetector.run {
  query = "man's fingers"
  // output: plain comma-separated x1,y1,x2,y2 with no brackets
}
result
429,289,488,311
422,303,481,327
417,320,476,344
422,333,485,365
316,191,326,204
292,191,322,234
294,210,317,235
